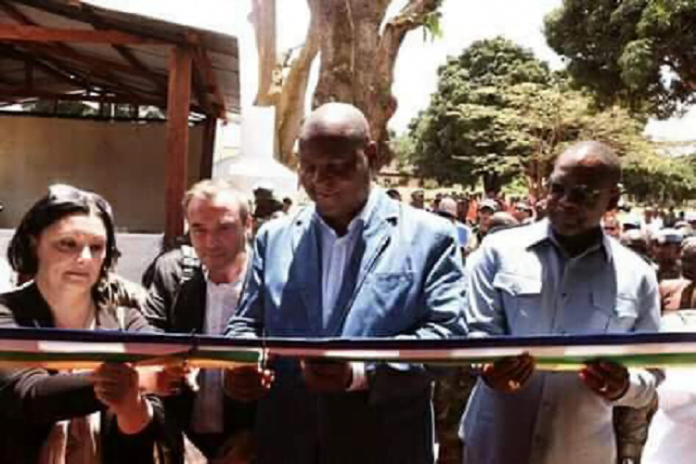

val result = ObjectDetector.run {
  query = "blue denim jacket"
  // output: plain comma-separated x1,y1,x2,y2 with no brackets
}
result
227,188,467,464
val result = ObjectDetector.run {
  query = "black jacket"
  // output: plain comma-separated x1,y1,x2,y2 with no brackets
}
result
0,282,179,464
142,248,256,458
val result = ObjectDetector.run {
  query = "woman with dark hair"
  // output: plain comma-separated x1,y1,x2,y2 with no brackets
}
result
0,184,179,464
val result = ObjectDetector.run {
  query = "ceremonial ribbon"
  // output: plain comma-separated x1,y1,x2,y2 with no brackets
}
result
2,328,696,370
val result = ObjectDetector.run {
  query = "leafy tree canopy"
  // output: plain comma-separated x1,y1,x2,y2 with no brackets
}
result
401,37,696,202
544,0,696,118
404,38,555,193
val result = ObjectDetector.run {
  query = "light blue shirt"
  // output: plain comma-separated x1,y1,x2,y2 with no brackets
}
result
455,222,471,249
461,219,661,464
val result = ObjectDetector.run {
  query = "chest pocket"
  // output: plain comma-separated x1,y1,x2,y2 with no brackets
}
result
368,272,414,311
493,272,542,335
358,272,416,334
558,289,639,334
593,293,639,333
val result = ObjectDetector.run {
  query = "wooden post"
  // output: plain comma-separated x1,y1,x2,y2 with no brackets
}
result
199,116,217,180
164,46,192,248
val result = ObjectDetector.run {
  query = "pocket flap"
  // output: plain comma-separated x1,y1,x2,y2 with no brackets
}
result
493,272,541,296
591,290,637,318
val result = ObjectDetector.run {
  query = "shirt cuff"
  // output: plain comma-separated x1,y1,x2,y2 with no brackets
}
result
347,362,368,391
612,368,661,408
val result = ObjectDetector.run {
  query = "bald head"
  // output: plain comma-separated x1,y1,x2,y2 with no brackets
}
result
296,103,377,234
299,103,371,151
555,141,622,186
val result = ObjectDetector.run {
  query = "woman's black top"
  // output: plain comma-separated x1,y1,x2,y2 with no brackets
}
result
0,282,179,464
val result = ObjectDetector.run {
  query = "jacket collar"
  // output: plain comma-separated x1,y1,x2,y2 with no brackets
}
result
290,188,399,335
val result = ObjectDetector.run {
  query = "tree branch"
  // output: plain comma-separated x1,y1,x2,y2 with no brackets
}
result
379,0,442,67
251,0,277,106
274,0,321,165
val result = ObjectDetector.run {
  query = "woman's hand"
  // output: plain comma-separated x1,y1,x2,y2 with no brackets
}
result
92,362,152,434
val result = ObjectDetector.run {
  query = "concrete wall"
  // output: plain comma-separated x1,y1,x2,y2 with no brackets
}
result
0,115,203,232
0,228,161,285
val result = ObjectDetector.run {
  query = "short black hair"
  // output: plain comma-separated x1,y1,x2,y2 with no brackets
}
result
556,140,622,185
7,184,118,279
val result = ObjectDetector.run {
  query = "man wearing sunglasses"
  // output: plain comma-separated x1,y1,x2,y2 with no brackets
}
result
461,141,660,464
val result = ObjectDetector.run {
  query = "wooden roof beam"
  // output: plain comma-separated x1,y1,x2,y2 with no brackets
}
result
191,42,226,120
12,0,192,47
0,24,165,44
0,73,20,86
164,46,193,246
33,42,168,85
0,43,89,88
8,41,165,102
24,58,33,90
0,87,164,105
80,4,168,94
191,67,213,116
0,2,168,86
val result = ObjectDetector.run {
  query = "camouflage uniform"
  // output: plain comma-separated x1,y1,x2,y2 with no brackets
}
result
433,366,477,464
614,392,659,464
657,262,681,282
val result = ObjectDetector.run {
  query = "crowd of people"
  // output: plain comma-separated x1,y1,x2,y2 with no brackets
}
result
0,102,690,464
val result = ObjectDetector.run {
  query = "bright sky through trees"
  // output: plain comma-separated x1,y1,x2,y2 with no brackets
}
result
88,0,695,142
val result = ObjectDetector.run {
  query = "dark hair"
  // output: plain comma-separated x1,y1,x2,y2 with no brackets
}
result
7,184,118,280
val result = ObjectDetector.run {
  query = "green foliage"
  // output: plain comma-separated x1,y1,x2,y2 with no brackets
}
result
544,0,696,118
406,38,572,194
422,10,443,41
21,100,98,117
404,36,696,202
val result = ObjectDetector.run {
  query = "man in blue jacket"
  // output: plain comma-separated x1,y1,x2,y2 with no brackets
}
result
225,102,467,464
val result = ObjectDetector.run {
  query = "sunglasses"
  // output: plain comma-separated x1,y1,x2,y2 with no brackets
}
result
48,183,89,200
48,184,113,217
547,180,604,208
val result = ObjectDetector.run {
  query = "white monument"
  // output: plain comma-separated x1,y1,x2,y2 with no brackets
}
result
214,106,298,201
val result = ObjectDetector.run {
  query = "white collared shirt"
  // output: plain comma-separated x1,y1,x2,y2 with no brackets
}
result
191,259,246,435
314,189,377,390
315,189,377,330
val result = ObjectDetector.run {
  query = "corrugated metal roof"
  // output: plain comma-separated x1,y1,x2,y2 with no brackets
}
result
0,0,240,116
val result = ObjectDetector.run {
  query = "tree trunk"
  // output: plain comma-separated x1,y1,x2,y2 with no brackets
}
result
251,0,320,166
252,0,277,107
312,0,442,169
251,0,442,169
276,6,320,166
483,172,503,196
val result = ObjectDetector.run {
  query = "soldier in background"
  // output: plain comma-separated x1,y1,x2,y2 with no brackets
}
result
252,184,284,236
653,229,683,282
